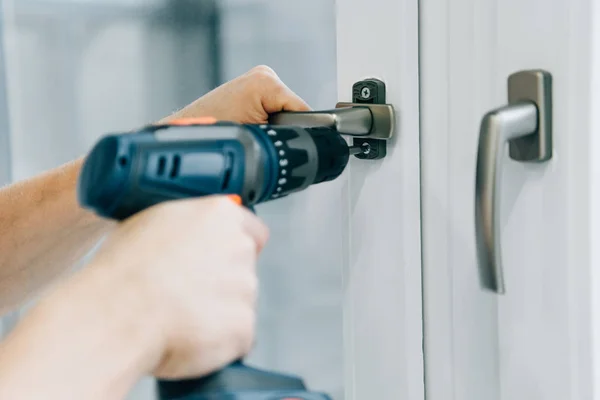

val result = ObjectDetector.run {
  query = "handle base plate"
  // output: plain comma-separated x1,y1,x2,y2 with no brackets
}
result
344,78,391,160
507,70,553,162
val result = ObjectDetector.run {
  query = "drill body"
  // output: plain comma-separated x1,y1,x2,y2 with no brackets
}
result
78,120,350,220
78,120,350,400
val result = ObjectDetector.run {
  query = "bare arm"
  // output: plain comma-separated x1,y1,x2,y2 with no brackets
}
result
0,158,114,314
0,65,309,314
0,258,159,399
0,194,268,400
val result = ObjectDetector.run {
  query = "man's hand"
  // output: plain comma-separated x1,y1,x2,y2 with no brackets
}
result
92,196,269,379
0,65,308,314
0,196,268,399
160,65,311,124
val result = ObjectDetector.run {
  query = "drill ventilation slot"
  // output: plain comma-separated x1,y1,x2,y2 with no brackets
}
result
157,156,167,176
169,155,181,178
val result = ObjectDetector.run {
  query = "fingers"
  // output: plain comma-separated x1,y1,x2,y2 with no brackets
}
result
264,81,312,114
159,65,312,126
174,196,269,254
237,205,270,253
276,84,312,113
248,65,312,114
194,195,269,254
231,304,256,358
222,194,269,252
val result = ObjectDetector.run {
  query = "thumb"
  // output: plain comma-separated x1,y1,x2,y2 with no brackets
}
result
227,195,270,253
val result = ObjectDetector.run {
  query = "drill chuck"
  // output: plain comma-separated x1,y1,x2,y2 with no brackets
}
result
259,125,350,200
78,122,350,220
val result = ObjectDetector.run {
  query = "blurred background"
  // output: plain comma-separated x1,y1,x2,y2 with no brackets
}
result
0,0,341,398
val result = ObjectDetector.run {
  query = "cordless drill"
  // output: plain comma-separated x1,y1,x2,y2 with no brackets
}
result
77,117,360,400
78,117,359,219
77,75,394,399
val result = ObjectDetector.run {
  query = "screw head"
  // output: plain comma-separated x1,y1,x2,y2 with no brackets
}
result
360,86,371,99
361,142,371,155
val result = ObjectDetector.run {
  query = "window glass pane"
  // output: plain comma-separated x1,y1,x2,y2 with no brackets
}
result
2,1,340,398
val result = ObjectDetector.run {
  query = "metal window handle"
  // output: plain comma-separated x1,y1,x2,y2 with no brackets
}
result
268,102,395,140
475,70,553,294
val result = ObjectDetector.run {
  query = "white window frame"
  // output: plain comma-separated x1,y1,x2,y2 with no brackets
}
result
336,1,424,399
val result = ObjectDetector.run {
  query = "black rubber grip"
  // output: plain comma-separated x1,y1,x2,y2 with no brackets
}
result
157,362,306,399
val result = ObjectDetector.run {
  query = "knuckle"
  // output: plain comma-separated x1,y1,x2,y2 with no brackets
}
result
248,66,281,89
241,271,258,297
232,272,258,307
250,64,276,77
247,274,259,300
235,307,256,355
238,235,256,253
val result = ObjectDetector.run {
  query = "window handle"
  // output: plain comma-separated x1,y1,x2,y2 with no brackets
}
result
475,70,553,294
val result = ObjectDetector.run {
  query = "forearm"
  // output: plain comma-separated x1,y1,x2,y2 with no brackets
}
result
0,261,161,399
0,158,114,314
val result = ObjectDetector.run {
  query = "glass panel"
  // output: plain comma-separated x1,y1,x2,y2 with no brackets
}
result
1,0,340,398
